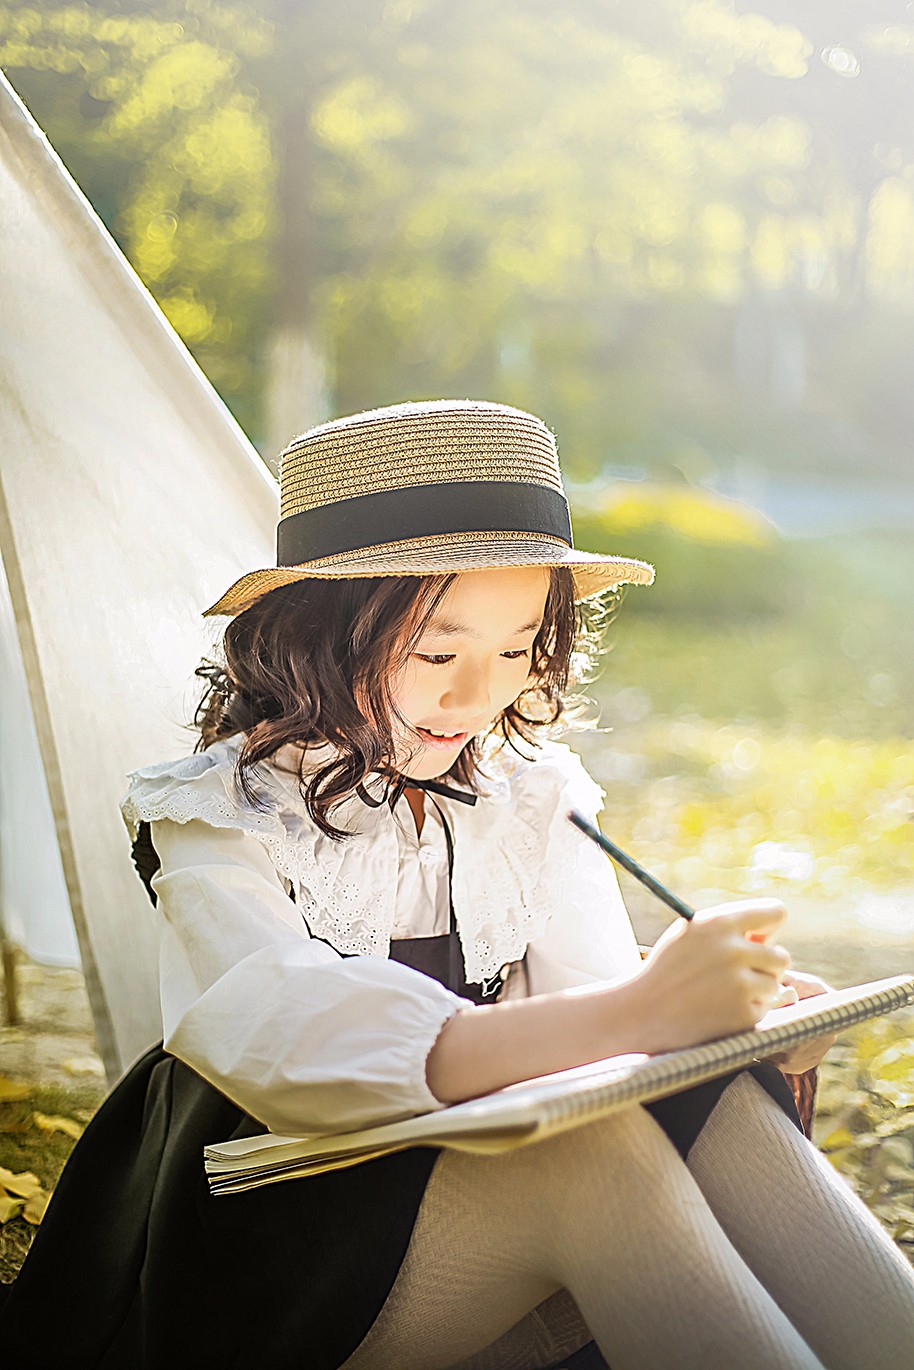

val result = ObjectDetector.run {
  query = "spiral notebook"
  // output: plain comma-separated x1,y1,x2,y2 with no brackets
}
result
204,974,914,1194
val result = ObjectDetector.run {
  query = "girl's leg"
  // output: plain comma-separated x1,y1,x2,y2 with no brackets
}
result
342,1103,825,1370
687,1071,914,1370
447,1289,593,1370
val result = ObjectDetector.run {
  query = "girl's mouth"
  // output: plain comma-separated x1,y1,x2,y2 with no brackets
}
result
415,727,469,750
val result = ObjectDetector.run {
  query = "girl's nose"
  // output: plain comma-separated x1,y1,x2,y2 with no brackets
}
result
440,660,491,718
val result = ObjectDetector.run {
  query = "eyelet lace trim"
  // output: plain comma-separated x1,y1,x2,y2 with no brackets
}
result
121,738,602,976
449,741,604,981
121,742,398,958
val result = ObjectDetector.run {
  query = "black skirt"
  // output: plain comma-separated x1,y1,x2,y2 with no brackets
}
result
0,1041,802,1370
0,1044,437,1370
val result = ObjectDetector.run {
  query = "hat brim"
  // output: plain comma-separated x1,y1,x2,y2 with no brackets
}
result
202,534,654,617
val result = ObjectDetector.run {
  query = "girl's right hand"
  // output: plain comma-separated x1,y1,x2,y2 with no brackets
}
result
427,900,791,1105
619,900,791,1054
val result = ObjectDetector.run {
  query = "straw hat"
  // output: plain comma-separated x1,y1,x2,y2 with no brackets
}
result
203,399,654,616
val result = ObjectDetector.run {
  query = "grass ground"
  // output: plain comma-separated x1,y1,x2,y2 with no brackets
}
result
0,1078,105,1283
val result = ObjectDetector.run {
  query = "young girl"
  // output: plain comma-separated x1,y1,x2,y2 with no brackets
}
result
3,399,913,1370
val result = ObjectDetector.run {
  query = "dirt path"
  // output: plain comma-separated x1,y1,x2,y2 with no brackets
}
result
1,956,107,1097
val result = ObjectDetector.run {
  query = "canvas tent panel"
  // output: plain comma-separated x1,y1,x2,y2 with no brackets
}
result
0,549,78,967
0,72,279,1079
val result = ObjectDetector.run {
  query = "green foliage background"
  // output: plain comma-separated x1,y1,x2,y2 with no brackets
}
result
4,0,914,467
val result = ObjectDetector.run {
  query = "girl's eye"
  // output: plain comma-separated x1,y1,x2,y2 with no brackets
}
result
414,649,529,665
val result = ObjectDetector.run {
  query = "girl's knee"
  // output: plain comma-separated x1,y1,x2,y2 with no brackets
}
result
437,1104,686,1224
695,1071,814,1161
528,1105,693,1210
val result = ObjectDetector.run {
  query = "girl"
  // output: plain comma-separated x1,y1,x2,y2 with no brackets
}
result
3,399,914,1370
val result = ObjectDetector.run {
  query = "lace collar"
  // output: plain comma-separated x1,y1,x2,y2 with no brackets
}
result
121,734,598,982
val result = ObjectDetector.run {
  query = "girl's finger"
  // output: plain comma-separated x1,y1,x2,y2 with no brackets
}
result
744,968,785,1011
724,901,788,937
697,900,788,940
739,941,791,977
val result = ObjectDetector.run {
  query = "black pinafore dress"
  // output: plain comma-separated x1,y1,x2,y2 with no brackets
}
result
0,790,807,1370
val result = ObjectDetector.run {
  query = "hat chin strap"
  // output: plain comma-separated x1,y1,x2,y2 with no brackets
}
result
276,480,572,566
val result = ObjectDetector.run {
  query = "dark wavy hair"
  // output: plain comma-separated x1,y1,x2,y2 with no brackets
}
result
194,568,611,838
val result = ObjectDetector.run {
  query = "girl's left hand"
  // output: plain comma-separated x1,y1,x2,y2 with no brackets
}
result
768,970,837,1074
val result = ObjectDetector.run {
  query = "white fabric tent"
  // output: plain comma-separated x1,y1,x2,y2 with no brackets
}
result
0,71,279,1080
0,551,78,967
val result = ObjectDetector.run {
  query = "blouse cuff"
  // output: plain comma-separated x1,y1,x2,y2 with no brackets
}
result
163,945,468,1137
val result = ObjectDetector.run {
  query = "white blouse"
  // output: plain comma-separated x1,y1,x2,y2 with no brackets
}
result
120,735,642,1138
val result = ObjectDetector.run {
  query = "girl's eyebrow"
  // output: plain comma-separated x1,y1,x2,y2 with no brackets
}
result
424,616,543,640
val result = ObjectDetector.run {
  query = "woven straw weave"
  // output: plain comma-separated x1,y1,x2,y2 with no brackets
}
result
203,399,654,616
278,401,562,519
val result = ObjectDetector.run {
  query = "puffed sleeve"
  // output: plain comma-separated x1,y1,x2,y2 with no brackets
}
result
150,818,465,1135
519,746,644,996
122,752,464,1137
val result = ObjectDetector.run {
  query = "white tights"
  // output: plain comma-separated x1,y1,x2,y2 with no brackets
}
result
341,1074,914,1370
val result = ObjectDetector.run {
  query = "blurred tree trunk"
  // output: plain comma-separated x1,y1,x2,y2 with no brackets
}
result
259,0,349,463
265,88,330,467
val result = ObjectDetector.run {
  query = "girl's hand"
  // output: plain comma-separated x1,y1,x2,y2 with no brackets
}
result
766,969,837,1074
629,900,792,1054
427,904,814,1106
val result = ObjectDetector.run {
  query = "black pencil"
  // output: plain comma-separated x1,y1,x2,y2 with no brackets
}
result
567,810,696,922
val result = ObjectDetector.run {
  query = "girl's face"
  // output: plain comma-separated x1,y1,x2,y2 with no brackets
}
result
390,566,550,780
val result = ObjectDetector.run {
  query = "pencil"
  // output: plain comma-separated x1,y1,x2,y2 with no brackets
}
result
567,810,696,922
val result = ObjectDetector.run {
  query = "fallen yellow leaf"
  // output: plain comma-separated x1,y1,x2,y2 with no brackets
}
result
0,1076,31,1102
32,1112,84,1141
22,1189,50,1225
0,1191,24,1224
820,1126,855,1152
62,1056,104,1078
0,1167,42,1198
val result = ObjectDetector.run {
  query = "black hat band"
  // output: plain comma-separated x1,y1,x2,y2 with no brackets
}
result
277,480,573,566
